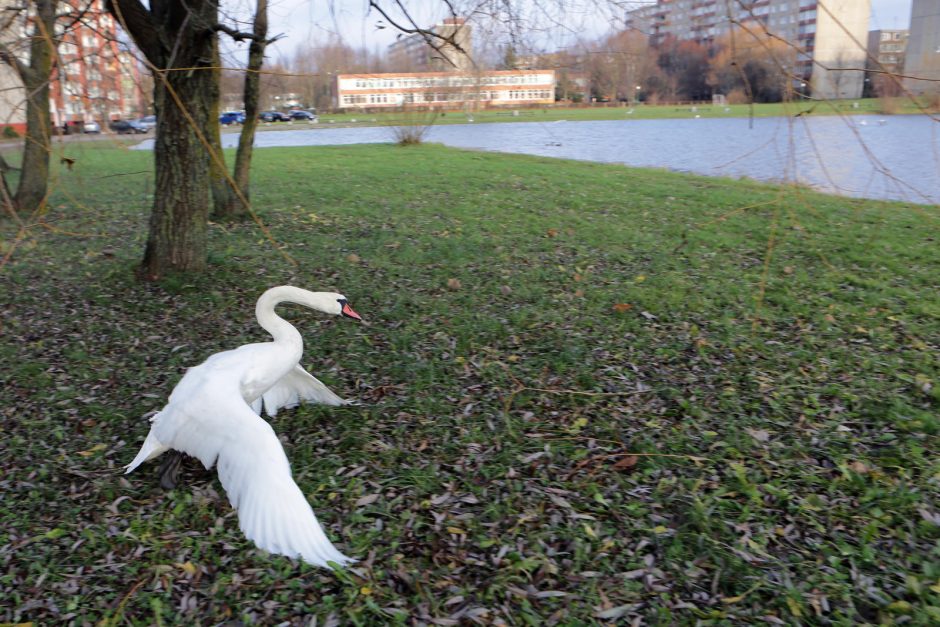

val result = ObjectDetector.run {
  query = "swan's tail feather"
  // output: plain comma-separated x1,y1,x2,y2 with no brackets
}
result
125,429,170,474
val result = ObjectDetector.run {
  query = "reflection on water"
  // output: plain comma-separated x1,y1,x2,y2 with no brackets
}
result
134,115,940,204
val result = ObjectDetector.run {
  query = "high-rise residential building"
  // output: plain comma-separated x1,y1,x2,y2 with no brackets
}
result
903,0,940,94
624,0,872,99
867,29,909,74
388,18,473,72
51,0,147,128
0,0,147,135
865,29,908,95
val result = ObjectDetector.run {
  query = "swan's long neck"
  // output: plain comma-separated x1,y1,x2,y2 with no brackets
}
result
255,286,341,351
255,287,307,349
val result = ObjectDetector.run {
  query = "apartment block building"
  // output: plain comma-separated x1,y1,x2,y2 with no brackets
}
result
388,18,473,72
867,29,909,73
903,0,940,94
0,0,146,135
335,70,555,110
624,0,871,99
865,29,908,94
52,0,146,128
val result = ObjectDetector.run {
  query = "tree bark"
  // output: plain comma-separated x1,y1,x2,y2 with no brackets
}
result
208,37,237,217
1,0,57,216
109,0,219,278
216,0,268,220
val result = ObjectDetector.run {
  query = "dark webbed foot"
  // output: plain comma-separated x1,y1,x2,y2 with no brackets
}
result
158,451,185,490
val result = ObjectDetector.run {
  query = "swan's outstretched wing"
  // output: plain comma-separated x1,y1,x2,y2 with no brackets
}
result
214,408,353,568
130,392,352,569
258,365,350,417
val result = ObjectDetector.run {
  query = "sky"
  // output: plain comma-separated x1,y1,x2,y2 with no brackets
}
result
256,0,915,63
870,0,914,29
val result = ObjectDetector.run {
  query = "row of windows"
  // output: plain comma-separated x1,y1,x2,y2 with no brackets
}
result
507,90,553,100
341,89,552,106
881,32,906,41
637,3,817,24
349,74,550,90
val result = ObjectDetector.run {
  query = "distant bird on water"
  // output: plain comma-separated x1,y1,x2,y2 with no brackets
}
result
794,104,817,117
125,286,362,568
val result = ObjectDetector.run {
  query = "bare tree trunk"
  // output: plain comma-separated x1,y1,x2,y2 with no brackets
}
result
208,38,236,217
0,0,57,216
142,67,214,277
216,0,269,220
109,0,219,278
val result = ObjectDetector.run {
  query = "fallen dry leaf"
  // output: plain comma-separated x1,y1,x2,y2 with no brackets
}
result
355,493,380,507
613,455,639,471
746,428,771,442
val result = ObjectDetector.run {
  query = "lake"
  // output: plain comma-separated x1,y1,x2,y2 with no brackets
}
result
136,115,940,204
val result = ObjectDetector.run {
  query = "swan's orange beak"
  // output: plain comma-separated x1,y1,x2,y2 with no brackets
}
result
341,303,362,321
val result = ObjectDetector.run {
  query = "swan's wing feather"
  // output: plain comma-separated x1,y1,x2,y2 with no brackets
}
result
130,373,352,569
261,365,349,417
213,403,353,568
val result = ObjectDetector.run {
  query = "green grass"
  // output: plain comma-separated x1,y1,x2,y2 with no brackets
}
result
1,142,939,625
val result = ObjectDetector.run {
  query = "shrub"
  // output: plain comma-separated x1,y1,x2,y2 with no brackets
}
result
388,108,439,146
2,126,19,139
726,88,750,104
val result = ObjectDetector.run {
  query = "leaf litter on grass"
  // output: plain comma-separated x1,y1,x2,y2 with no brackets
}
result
1,143,938,624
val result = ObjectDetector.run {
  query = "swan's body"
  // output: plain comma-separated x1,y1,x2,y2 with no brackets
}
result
125,286,361,568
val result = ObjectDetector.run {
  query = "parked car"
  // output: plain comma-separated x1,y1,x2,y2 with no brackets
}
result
288,109,318,122
136,115,156,130
109,119,148,134
259,111,290,122
219,111,245,125
83,120,101,134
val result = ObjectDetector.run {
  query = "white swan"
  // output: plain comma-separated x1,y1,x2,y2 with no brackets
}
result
125,286,362,568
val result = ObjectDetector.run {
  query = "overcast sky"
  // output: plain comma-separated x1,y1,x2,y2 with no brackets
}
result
258,1,914,62
870,0,913,29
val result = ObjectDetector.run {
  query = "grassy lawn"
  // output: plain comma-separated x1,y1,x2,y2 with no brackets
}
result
1,142,938,624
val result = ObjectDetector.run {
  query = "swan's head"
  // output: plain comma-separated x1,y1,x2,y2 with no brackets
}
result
332,294,362,321
258,286,363,322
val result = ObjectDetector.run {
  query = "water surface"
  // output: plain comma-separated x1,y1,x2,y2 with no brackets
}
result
136,116,940,204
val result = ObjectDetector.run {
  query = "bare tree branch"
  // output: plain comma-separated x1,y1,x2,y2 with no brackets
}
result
0,42,32,81
368,0,471,68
